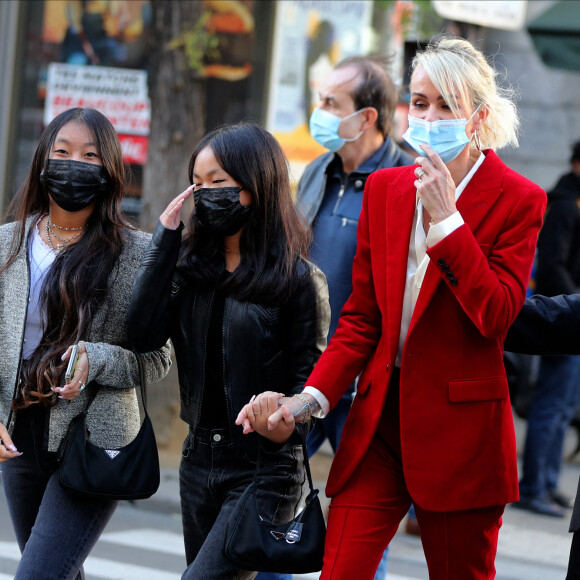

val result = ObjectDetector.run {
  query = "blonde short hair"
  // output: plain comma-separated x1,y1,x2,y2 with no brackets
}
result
411,36,519,150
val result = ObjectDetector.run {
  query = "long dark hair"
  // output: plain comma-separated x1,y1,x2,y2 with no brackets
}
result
2,108,130,408
179,123,311,304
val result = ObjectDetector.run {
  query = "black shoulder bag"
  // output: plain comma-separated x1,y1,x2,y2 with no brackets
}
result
57,354,160,500
222,436,326,574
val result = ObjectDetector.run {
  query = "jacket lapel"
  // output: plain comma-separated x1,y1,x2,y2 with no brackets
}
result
384,170,416,356
409,151,505,328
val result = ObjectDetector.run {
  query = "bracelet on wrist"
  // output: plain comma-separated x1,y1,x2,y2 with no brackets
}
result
293,394,312,423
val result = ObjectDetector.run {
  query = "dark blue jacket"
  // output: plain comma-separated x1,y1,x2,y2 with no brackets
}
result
296,137,413,339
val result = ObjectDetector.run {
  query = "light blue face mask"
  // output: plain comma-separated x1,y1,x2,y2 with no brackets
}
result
402,106,481,163
309,107,364,152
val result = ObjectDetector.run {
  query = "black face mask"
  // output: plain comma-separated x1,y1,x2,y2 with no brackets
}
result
194,186,251,235
40,159,110,212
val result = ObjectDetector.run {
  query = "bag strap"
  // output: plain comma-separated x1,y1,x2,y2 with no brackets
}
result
303,436,316,494
82,352,149,415
82,385,99,411
134,352,150,413
255,433,316,495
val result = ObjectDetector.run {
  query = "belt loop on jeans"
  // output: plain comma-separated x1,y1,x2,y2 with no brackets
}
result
187,428,198,452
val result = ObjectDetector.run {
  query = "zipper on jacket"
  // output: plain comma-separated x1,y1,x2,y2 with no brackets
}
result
195,289,215,431
221,296,233,435
341,217,357,227
331,181,347,216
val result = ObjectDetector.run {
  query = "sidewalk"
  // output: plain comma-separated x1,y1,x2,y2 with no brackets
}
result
138,415,580,579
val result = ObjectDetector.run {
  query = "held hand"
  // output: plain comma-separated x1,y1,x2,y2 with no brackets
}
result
55,342,90,401
236,391,285,434
236,391,295,444
0,421,22,463
413,143,457,224
267,394,313,431
160,186,194,230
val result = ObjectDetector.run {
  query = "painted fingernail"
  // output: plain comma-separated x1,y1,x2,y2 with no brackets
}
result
8,445,17,452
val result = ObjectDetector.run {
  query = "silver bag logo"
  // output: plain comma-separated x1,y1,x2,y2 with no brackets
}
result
104,450,121,459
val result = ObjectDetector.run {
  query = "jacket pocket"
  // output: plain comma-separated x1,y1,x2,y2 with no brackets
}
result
448,376,508,403
356,364,374,395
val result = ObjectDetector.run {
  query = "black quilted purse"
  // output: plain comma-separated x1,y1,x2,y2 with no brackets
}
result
222,437,326,574
57,354,160,500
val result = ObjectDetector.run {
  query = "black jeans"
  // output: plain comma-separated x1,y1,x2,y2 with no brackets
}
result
1,406,118,580
179,427,304,580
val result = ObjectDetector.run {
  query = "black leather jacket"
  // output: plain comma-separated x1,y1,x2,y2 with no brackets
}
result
128,222,330,456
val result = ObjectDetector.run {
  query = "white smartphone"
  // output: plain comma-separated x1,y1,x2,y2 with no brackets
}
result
65,344,79,383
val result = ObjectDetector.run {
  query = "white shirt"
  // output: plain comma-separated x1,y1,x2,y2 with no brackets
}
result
23,220,56,359
305,153,486,416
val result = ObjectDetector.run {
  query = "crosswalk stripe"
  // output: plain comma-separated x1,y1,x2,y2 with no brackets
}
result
83,556,181,580
0,536,422,580
98,531,423,579
0,541,181,580
498,523,570,567
293,575,419,580
98,530,426,579
100,529,185,556
0,541,27,563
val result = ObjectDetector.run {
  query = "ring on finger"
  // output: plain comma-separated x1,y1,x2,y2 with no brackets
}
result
78,368,86,376
417,168,425,179
79,382,86,391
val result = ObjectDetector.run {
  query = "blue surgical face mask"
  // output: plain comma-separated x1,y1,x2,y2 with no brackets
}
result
402,105,481,163
309,107,365,152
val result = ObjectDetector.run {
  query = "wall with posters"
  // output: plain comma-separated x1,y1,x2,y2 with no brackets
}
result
44,63,151,165
1,0,152,213
3,0,407,211
2,0,272,216
266,0,375,179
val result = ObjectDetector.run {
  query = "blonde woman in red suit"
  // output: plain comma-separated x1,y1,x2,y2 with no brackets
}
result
237,36,546,580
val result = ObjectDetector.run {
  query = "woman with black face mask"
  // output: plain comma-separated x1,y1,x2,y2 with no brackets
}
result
0,107,171,580
127,123,330,579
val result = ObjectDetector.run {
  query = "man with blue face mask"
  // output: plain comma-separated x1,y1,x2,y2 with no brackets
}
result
295,55,413,580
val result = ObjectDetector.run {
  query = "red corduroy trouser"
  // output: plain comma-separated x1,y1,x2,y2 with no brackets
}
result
321,376,505,580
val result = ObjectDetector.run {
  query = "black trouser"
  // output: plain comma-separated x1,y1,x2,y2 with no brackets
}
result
567,532,580,579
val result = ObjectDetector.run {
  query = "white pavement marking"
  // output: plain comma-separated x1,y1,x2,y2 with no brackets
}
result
496,558,568,580
4,521,568,580
0,541,181,580
498,523,570,568
99,531,420,579
0,541,27,562
293,575,419,580
100,529,185,556
83,556,181,580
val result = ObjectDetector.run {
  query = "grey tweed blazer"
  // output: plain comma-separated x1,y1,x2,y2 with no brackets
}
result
0,216,171,451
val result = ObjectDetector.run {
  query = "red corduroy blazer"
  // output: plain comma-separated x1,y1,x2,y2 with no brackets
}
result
307,150,547,511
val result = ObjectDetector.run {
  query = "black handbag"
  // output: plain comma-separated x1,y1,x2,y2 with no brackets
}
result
57,354,160,500
222,437,326,574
